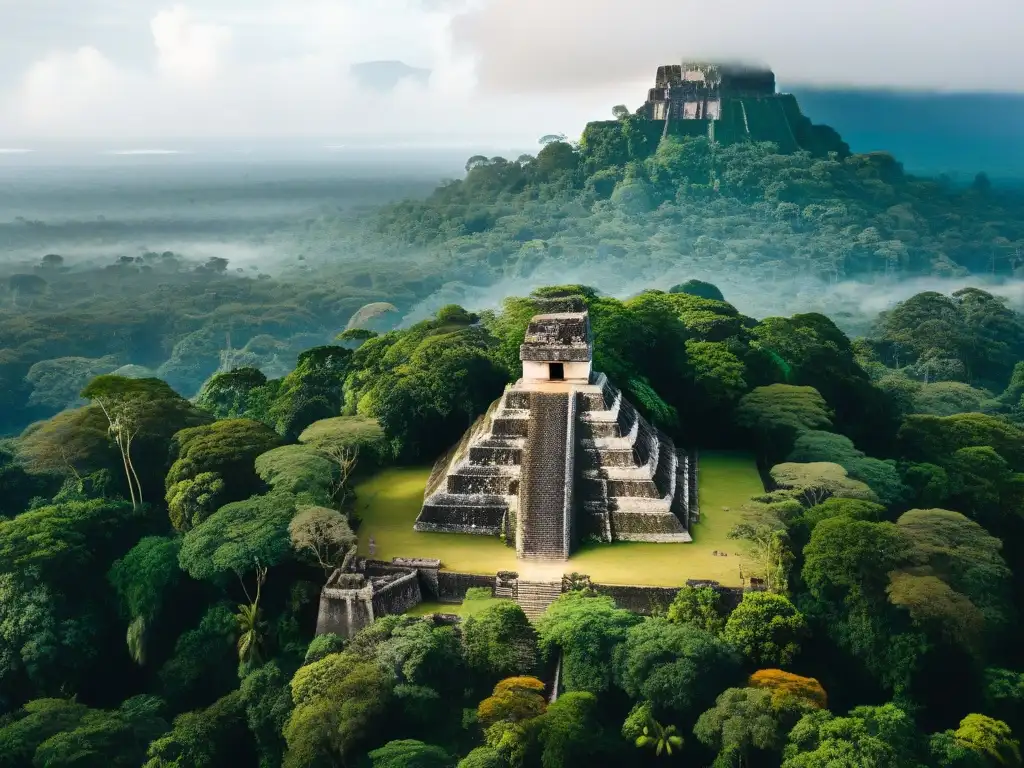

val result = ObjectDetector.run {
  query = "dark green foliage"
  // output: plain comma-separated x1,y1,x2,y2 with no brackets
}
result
872,288,1024,387
899,412,1024,470
195,367,269,419
178,492,297,581
158,605,238,712
724,591,808,667
0,698,91,768
166,418,283,509
344,319,508,460
666,585,726,634
304,633,347,665
107,536,181,664
368,739,454,768
30,695,168,768
269,345,353,440
255,445,336,506
928,730,989,768
240,662,294,768
669,279,725,301
143,690,253,768
0,442,53,517
895,508,1013,641
298,416,387,464
456,746,505,768
463,602,538,687
614,617,742,721
0,498,141,576
782,703,923,767
735,384,833,460
787,430,907,506
284,651,394,767
536,592,640,694
753,314,897,452
80,375,214,500
536,692,608,768
694,687,794,766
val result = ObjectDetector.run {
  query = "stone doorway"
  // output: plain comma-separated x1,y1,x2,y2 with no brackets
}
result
549,362,564,381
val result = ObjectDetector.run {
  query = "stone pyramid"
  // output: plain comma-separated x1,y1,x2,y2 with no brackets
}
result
415,304,695,561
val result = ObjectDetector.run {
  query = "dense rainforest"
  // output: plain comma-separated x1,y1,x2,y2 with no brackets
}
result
3,112,1024,765
3,278,1024,766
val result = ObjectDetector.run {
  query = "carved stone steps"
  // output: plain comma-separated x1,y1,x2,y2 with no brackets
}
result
447,466,519,495
515,580,563,621
504,390,532,409
416,493,507,534
469,439,525,466
610,496,674,514
518,392,571,560
579,389,621,422
580,476,661,500
492,415,530,438
580,447,637,468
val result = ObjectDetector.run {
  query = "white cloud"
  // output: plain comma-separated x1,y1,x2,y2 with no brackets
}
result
450,0,1024,93
151,5,232,84
3,0,1022,141
15,46,122,125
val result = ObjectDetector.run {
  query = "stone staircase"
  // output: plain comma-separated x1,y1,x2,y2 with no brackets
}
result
517,392,572,559
515,581,563,621
578,374,692,543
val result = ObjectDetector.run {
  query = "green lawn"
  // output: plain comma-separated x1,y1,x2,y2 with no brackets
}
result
353,450,763,588
406,598,512,618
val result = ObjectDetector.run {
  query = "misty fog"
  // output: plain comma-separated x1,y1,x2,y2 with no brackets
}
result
3,145,1023,339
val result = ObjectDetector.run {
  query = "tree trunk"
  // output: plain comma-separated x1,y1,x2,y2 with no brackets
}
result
117,441,137,510
125,434,144,506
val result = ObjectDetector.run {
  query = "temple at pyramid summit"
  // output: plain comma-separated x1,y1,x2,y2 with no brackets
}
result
583,60,849,158
415,299,697,560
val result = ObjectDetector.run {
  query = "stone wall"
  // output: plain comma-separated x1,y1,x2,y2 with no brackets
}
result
688,449,701,523
592,580,747,615
371,570,422,617
315,582,375,638
437,571,496,603
592,583,678,615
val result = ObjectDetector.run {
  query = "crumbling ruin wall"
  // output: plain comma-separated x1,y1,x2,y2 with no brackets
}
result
371,570,422,617
437,572,497,603
391,558,441,601
315,582,375,639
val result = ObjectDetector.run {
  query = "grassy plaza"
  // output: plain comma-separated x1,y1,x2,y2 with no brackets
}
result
353,450,763,587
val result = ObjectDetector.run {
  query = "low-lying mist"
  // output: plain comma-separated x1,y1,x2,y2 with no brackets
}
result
5,151,1024,342
401,260,1024,337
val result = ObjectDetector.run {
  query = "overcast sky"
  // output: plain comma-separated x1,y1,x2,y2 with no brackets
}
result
1,0,1021,142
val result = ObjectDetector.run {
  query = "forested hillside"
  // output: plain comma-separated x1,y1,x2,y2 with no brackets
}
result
3,277,1024,766
4,121,1024,441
